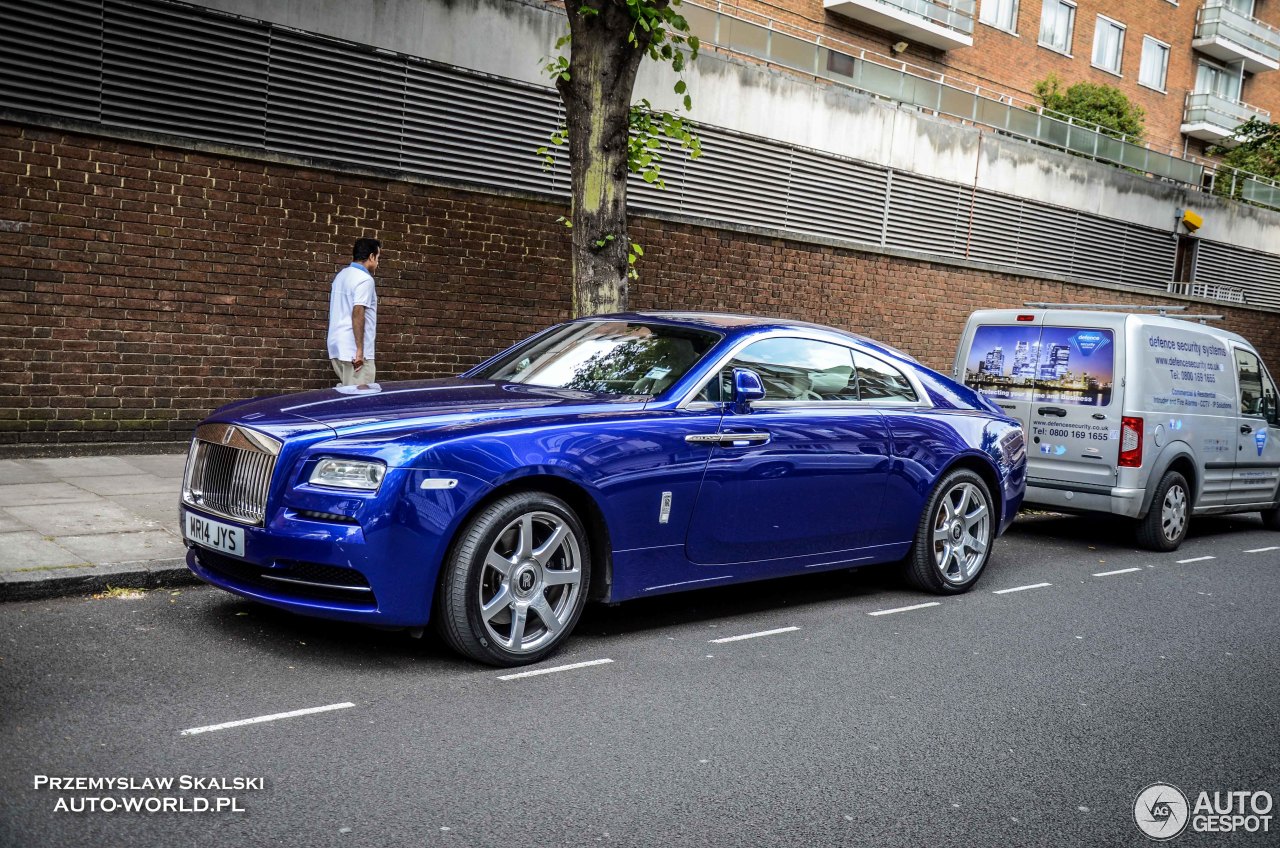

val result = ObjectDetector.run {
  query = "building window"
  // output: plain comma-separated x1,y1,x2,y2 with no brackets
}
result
1092,16,1126,75
980,0,1019,33
1038,0,1076,54
1139,36,1169,91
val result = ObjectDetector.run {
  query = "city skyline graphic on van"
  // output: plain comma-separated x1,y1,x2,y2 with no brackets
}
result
964,325,1115,407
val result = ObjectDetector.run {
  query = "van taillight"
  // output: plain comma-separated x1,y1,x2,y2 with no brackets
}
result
1119,417,1143,467
1016,315,1035,322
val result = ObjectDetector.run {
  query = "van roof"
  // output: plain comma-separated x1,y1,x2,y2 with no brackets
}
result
966,308,1253,348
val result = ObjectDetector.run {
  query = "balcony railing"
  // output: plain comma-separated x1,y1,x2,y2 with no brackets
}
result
824,0,974,50
1193,0,1280,73
1181,91,1272,143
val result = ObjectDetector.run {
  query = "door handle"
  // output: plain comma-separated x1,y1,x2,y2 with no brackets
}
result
1091,413,1106,420
1037,406,1068,417
685,432,770,447
1241,424,1254,434
996,402,1016,410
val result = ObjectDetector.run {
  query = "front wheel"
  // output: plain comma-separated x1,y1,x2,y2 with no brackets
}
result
903,469,995,594
1136,471,1190,552
435,492,590,667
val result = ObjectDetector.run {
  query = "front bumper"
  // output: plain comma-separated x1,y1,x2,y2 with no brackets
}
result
183,466,483,627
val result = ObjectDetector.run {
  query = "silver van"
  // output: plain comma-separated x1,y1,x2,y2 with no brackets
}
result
954,305,1280,550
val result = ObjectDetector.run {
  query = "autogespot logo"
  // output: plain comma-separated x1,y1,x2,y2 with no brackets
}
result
1134,783,1190,841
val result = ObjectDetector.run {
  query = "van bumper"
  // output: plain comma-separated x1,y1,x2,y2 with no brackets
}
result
1024,480,1145,519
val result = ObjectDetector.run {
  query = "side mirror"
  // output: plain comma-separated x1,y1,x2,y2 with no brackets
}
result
731,368,765,414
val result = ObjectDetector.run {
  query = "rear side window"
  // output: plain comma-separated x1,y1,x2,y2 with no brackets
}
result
854,351,917,402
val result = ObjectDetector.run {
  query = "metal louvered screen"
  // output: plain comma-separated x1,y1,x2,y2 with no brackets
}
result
886,173,967,258
1197,241,1280,310
102,0,269,147
267,30,405,170
0,0,103,122
1,0,1277,311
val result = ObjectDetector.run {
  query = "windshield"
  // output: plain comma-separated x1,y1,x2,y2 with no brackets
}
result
475,321,722,396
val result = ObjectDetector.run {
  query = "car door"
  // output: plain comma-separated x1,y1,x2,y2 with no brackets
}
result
1230,347,1280,506
683,336,892,567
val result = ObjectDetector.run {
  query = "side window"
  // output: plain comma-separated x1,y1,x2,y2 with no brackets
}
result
1236,349,1277,420
695,337,857,402
854,351,918,402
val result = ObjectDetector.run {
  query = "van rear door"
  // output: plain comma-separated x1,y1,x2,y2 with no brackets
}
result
956,311,1044,436
1025,320,1123,489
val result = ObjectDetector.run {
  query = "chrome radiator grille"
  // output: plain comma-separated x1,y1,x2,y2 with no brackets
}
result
182,424,282,526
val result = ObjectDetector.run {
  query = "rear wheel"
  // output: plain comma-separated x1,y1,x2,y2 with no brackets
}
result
904,469,995,594
1136,471,1190,551
435,492,590,667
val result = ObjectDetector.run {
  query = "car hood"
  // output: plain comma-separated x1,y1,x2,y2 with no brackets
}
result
214,377,645,439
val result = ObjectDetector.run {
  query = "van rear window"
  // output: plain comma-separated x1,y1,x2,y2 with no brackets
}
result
964,325,1114,407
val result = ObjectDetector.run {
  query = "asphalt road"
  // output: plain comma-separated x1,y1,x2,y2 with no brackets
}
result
2,514,1278,848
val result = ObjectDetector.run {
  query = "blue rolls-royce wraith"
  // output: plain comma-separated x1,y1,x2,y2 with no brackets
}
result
181,313,1027,665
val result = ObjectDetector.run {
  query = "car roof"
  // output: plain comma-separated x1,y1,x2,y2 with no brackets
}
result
580,311,917,362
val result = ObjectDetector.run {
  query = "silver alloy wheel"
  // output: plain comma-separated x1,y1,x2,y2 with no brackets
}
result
931,481,990,584
1160,483,1188,542
478,510,583,655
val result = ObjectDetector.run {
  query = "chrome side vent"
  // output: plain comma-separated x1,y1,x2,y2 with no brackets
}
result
182,423,281,526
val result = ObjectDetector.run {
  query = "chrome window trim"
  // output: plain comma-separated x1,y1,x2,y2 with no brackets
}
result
193,422,283,456
675,330,933,411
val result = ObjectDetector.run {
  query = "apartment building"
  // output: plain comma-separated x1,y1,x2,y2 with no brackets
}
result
713,0,1280,160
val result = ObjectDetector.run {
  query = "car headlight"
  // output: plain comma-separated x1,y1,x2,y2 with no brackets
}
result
309,458,386,491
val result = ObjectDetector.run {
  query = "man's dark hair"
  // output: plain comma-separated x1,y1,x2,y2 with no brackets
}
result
353,238,381,263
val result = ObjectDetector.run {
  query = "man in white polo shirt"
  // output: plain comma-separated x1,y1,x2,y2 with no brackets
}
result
327,238,380,386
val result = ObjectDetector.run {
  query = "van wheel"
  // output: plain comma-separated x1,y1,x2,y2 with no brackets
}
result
903,469,995,594
1262,505,1280,531
1136,471,1190,551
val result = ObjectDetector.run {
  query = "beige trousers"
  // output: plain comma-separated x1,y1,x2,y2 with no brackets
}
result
330,358,376,387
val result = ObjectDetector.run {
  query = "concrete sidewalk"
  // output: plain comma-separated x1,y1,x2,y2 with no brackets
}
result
0,453,198,601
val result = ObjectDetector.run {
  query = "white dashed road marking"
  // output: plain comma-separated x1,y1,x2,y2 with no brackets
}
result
498,658,614,681
1177,556,1215,564
180,702,355,736
868,602,941,617
1244,547,1279,553
710,626,800,644
1093,567,1142,577
993,583,1052,594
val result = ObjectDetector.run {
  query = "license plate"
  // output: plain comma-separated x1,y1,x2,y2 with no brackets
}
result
184,510,245,557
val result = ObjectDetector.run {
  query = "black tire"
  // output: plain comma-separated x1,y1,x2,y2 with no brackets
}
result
1261,504,1280,531
903,469,996,594
1136,471,1191,552
435,491,591,667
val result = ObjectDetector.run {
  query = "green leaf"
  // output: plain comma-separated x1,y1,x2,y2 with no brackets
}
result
683,94,692,111
643,170,659,183
632,243,644,257
674,80,686,94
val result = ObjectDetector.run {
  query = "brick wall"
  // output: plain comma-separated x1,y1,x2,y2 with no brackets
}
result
1,121,1278,445
721,0,1280,156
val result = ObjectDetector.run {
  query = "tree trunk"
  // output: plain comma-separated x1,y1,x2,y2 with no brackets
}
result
558,0,658,316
